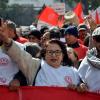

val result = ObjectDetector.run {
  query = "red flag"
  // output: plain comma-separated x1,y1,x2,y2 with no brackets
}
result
74,2,84,23
38,6,59,26
95,10,100,24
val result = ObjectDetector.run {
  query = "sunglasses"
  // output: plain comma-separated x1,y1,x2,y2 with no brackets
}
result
93,36,100,42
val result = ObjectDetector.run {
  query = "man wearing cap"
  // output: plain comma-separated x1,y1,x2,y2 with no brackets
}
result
78,24,89,43
64,25,88,60
78,27,100,93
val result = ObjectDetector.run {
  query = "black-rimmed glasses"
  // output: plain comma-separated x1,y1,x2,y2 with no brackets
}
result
46,50,62,56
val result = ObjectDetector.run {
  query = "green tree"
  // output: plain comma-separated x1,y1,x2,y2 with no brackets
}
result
88,0,100,10
0,0,8,9
64,0,100,14
6,4,36,26
0,0,8,18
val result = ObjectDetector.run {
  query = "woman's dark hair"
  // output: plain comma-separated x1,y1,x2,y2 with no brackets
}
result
41,39,73,66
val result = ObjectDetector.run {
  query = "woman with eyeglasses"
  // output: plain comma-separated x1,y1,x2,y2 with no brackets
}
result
78,27,100,94
35,39,80,87
0,22,80,88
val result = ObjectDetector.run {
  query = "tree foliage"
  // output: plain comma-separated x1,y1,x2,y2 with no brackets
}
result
68,0,100,10
0,4,37,26
88,0,100,10
0,0,8,9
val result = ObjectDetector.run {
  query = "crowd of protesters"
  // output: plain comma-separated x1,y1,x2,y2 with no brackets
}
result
0,10,100,94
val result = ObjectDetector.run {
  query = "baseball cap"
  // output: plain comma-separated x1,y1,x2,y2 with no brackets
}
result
92,27,100,42
78,24,88,31
92,27,100,36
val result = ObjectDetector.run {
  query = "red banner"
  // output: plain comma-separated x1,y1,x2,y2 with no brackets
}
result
0,86,100,100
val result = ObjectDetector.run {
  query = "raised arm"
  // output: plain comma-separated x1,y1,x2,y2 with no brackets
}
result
0,20,41,85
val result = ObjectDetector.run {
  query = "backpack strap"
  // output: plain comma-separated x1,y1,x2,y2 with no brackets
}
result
32,64,41,86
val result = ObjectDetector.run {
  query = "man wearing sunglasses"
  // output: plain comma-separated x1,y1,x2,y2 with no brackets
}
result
78,27,100,93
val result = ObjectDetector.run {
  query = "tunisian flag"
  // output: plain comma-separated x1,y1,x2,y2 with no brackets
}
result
38,6,59,26
74,2,84,23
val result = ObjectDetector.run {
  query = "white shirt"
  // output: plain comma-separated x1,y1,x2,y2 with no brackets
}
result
0,42,25,85
78,57,100,93
35,60,80,87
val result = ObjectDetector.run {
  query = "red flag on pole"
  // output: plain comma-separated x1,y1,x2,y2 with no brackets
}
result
95,10,100,24
38,6,59,26
73,2,84,23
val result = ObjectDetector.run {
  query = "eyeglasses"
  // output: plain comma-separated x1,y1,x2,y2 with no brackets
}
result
46,50,62,56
